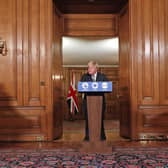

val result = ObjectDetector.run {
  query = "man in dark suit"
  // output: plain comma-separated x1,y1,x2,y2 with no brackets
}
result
80,61,108,141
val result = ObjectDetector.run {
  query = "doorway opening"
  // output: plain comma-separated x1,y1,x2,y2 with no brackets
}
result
52,0,130,142
61,36,121,142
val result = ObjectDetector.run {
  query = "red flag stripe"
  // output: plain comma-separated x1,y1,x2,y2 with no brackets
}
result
67,84,79,114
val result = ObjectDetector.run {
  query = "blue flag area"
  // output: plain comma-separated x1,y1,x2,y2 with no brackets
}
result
78,82,112,92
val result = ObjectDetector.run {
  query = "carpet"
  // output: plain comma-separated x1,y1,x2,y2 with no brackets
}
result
0,147,168,167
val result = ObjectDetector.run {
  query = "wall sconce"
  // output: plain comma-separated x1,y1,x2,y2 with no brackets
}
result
52,74,64,80
0,38,8,56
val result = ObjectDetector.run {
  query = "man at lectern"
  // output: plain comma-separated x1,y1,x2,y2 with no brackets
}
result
80,61,108,141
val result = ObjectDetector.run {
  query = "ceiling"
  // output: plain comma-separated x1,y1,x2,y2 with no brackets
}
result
54,0,128,14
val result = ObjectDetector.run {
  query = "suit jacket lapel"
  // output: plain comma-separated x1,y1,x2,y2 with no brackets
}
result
96,72,100,81
88,74,92,81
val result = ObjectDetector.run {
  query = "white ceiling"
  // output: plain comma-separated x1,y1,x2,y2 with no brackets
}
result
62,37,119,67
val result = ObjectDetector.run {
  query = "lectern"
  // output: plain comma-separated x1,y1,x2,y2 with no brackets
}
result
87,95,102,141
78,82,112,142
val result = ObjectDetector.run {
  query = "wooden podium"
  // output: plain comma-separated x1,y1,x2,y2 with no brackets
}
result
87,96,102,142
78,81,112,152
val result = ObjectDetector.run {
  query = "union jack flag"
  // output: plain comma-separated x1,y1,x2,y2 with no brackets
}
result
67,74,79,115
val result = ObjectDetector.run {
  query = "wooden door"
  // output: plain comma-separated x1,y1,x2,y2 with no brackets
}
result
0,0,52,141
0,0,23,106
129,0,168,139
119,6,131,138
52,2,64,139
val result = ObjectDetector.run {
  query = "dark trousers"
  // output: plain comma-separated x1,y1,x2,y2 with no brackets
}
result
82,97,106,140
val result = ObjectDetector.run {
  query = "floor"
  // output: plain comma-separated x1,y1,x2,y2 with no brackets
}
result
0,120,167,152
58,120,124,142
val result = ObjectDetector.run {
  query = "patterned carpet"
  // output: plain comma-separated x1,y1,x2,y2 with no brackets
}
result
0,147,168,167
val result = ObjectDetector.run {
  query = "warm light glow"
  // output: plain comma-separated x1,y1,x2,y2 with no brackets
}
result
62,37,119,66
0,38,8,56
52,74,62,80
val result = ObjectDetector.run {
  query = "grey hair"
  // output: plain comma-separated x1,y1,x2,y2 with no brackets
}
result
88,61,99,68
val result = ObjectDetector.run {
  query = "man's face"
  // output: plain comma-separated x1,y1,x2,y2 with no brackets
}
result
87,63,97,75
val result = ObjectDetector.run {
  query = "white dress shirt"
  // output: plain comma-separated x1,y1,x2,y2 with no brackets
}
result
91,72,97,81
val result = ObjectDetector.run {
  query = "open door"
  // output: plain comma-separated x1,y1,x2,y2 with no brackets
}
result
118,5,131,138
52,1,64,139
52,0,130,140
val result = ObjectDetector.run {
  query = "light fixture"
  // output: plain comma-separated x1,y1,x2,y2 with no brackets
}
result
52,74,63,80
0,38,8,56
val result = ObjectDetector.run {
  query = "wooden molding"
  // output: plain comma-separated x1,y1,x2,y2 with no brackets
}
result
62,14,118,36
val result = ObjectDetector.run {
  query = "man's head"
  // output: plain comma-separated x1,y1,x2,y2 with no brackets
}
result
87,61,98,75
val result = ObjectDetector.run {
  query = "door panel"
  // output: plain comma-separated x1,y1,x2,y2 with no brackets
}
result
23,0,46,106
0,0,51,141
0,0,23,106
137,0,159,105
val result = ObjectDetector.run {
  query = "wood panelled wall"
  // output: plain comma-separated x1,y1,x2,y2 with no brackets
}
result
62,67,119,120
1,0,168,141
130,0,168,139
62,14,118,36
0,0,53,141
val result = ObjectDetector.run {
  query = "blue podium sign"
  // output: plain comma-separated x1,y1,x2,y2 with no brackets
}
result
78,82,112,92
